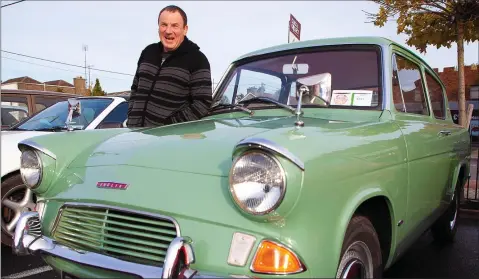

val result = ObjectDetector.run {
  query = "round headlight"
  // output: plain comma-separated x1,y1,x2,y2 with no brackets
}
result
20,149,42,189
229,151,286,215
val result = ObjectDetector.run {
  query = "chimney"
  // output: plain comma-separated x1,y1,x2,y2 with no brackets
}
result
73,76,86,95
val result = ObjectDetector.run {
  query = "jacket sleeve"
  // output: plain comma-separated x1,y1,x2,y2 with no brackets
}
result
165,52,213,123
127,49,145,117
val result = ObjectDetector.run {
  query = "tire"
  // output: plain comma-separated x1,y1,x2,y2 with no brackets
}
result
430,186,460,244
1,174,37,247
336,215,383,279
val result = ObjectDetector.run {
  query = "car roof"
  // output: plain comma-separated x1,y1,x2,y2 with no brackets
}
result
0,89,79,97
232,36,424,62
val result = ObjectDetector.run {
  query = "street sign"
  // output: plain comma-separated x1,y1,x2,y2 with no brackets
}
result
288,14,301,43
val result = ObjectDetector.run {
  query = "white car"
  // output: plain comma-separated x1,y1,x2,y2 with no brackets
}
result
1,96,129,247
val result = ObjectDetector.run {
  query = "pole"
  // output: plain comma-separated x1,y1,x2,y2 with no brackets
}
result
82,44,88,88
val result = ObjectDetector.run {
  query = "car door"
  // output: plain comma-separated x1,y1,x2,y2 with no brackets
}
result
391,51,450,234
423,68,464,207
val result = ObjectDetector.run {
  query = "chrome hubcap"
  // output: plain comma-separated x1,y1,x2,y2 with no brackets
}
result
1,185,36,236
449,192,458,230
342,259,366,279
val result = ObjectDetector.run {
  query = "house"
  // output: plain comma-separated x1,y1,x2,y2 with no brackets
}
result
1,76,91,96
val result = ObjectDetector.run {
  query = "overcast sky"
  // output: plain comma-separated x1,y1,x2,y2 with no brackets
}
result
1,1,478,93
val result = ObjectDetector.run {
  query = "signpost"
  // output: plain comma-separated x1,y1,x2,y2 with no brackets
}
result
288,14,301,43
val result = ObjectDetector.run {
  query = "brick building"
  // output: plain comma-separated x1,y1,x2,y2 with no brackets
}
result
1,76,91,96
433,65,479,102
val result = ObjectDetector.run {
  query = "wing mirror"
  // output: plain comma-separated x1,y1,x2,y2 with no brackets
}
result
296,73,332,105
65,99,81,131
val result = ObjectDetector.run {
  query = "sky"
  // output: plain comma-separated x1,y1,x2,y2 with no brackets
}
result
1,1,478,94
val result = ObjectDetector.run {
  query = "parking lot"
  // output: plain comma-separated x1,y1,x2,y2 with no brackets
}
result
2,215,478,279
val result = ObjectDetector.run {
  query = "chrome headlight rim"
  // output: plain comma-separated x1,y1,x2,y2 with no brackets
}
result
20,149,43,189
229,149,287,216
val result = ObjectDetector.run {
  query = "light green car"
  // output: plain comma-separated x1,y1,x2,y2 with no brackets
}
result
12,37,470,279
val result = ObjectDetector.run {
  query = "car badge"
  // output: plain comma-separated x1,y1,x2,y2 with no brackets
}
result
96,182,128,190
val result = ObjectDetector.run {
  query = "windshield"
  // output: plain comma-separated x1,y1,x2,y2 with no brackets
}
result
214,46,381,110
16,98,113,131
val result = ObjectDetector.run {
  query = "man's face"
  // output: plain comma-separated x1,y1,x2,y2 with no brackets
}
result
158,10,188,52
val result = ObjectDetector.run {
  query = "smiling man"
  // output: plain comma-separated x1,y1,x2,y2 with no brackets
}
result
127,5,213,127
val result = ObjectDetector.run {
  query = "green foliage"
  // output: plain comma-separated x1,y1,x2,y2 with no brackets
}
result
91,78,106,96
365,0,479,53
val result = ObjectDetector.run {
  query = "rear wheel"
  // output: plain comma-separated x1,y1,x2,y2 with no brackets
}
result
431,186,460,244
336,215,383,279
1,174,37,247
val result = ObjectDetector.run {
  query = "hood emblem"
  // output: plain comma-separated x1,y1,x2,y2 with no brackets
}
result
97,182,128,190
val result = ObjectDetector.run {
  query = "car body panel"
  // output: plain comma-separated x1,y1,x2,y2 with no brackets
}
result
12,37,471,278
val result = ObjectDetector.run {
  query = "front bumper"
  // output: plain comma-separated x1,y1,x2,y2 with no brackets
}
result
13,212,244,278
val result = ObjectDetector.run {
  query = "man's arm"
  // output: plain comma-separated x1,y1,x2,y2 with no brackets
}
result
165,52,213,124
127,50,145,117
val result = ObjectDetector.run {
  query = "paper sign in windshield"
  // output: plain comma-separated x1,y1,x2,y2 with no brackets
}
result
331,90,373,106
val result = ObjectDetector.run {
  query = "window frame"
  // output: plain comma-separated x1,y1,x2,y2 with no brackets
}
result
391,52,431,117
423,68,447,120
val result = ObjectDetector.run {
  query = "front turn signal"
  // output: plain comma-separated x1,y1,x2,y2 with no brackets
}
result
251,240,305,274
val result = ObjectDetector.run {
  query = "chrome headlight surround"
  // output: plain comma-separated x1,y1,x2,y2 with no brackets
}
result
20,149,43,189
229,150,287,215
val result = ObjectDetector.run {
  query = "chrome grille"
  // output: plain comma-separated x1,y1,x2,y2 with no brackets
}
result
52,205,178,266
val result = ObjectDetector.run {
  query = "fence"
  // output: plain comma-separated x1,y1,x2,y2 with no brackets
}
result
462,129,479,210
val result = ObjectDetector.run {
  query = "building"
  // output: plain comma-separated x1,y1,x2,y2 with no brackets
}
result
433,64,479,101
1,76,91,96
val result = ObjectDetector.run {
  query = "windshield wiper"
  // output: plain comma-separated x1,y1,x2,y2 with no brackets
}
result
211,103,254,115
237,97,296,114
34,125,81,132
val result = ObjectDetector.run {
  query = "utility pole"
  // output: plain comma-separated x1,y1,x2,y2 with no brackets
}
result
82,44,88,88
87,64,94,93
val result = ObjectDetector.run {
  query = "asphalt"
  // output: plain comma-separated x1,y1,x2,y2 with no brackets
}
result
1,217,478,279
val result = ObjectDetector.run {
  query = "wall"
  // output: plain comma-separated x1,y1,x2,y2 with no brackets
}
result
433,65,479,101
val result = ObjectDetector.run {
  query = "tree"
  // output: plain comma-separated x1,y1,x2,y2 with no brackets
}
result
365,0,479,127
91,78,106,96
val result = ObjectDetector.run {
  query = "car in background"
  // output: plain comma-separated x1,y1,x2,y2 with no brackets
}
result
1,105,29,129
1,89,78,129
11,37,471,278
1,96,128,247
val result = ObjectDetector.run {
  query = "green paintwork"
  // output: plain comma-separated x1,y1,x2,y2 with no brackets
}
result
20,37,470,278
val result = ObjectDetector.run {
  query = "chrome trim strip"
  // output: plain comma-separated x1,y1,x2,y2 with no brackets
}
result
234,137,305,170
13,212,237,278
18,139,56,160
57,202,181,237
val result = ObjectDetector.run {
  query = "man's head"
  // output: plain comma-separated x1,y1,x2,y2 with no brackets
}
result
158,5,188,52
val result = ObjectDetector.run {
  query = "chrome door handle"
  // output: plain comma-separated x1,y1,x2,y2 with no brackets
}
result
438,130,451,136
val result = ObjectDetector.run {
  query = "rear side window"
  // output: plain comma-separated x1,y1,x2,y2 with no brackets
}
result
424,72,446,119
393,54,429,116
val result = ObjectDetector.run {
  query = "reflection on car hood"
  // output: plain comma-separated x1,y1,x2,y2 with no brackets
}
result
67,115,378,176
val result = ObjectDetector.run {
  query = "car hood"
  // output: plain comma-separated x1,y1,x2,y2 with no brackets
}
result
68,115,381,176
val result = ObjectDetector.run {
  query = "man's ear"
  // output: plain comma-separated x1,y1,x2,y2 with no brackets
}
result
183,25,189,36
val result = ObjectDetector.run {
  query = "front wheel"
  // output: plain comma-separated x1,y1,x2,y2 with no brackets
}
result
1,174,37,247
336,215,383,279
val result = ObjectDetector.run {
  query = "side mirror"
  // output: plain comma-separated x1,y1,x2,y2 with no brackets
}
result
296,73,332,104
65,99,81,131
282,63,309,75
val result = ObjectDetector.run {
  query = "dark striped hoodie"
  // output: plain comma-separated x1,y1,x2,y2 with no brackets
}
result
126,37,213,127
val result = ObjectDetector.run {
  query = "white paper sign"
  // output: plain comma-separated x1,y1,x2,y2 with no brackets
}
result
331,90,373,106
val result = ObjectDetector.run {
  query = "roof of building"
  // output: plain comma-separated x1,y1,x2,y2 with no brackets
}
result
44,80,74,87
2,76,42,85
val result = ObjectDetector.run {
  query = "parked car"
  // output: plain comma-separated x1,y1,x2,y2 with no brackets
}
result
1,96,128,247
12,37,470,278
1,89,77,128
1,105,29,129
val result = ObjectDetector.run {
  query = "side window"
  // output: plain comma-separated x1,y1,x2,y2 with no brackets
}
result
394,55,429,116
98,102,128,128
424,71,446,119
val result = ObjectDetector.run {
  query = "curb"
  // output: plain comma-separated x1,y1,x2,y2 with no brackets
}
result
460,208,479,220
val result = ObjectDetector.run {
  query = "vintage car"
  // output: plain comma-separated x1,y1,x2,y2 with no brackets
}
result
1,96,128,247
12,37,470,278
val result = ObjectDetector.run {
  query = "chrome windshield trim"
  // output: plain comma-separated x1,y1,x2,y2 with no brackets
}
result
59,202,181,237
18,139,56,160
234,137,305,170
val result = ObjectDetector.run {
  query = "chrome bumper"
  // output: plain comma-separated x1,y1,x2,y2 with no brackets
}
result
13,212,242,279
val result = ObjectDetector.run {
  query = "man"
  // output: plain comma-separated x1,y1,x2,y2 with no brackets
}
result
127,5,213,127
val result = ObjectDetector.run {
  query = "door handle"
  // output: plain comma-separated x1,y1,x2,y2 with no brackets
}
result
438,130,451,136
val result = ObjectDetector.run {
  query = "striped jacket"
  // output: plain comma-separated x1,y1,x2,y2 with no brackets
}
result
126,37,213,127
